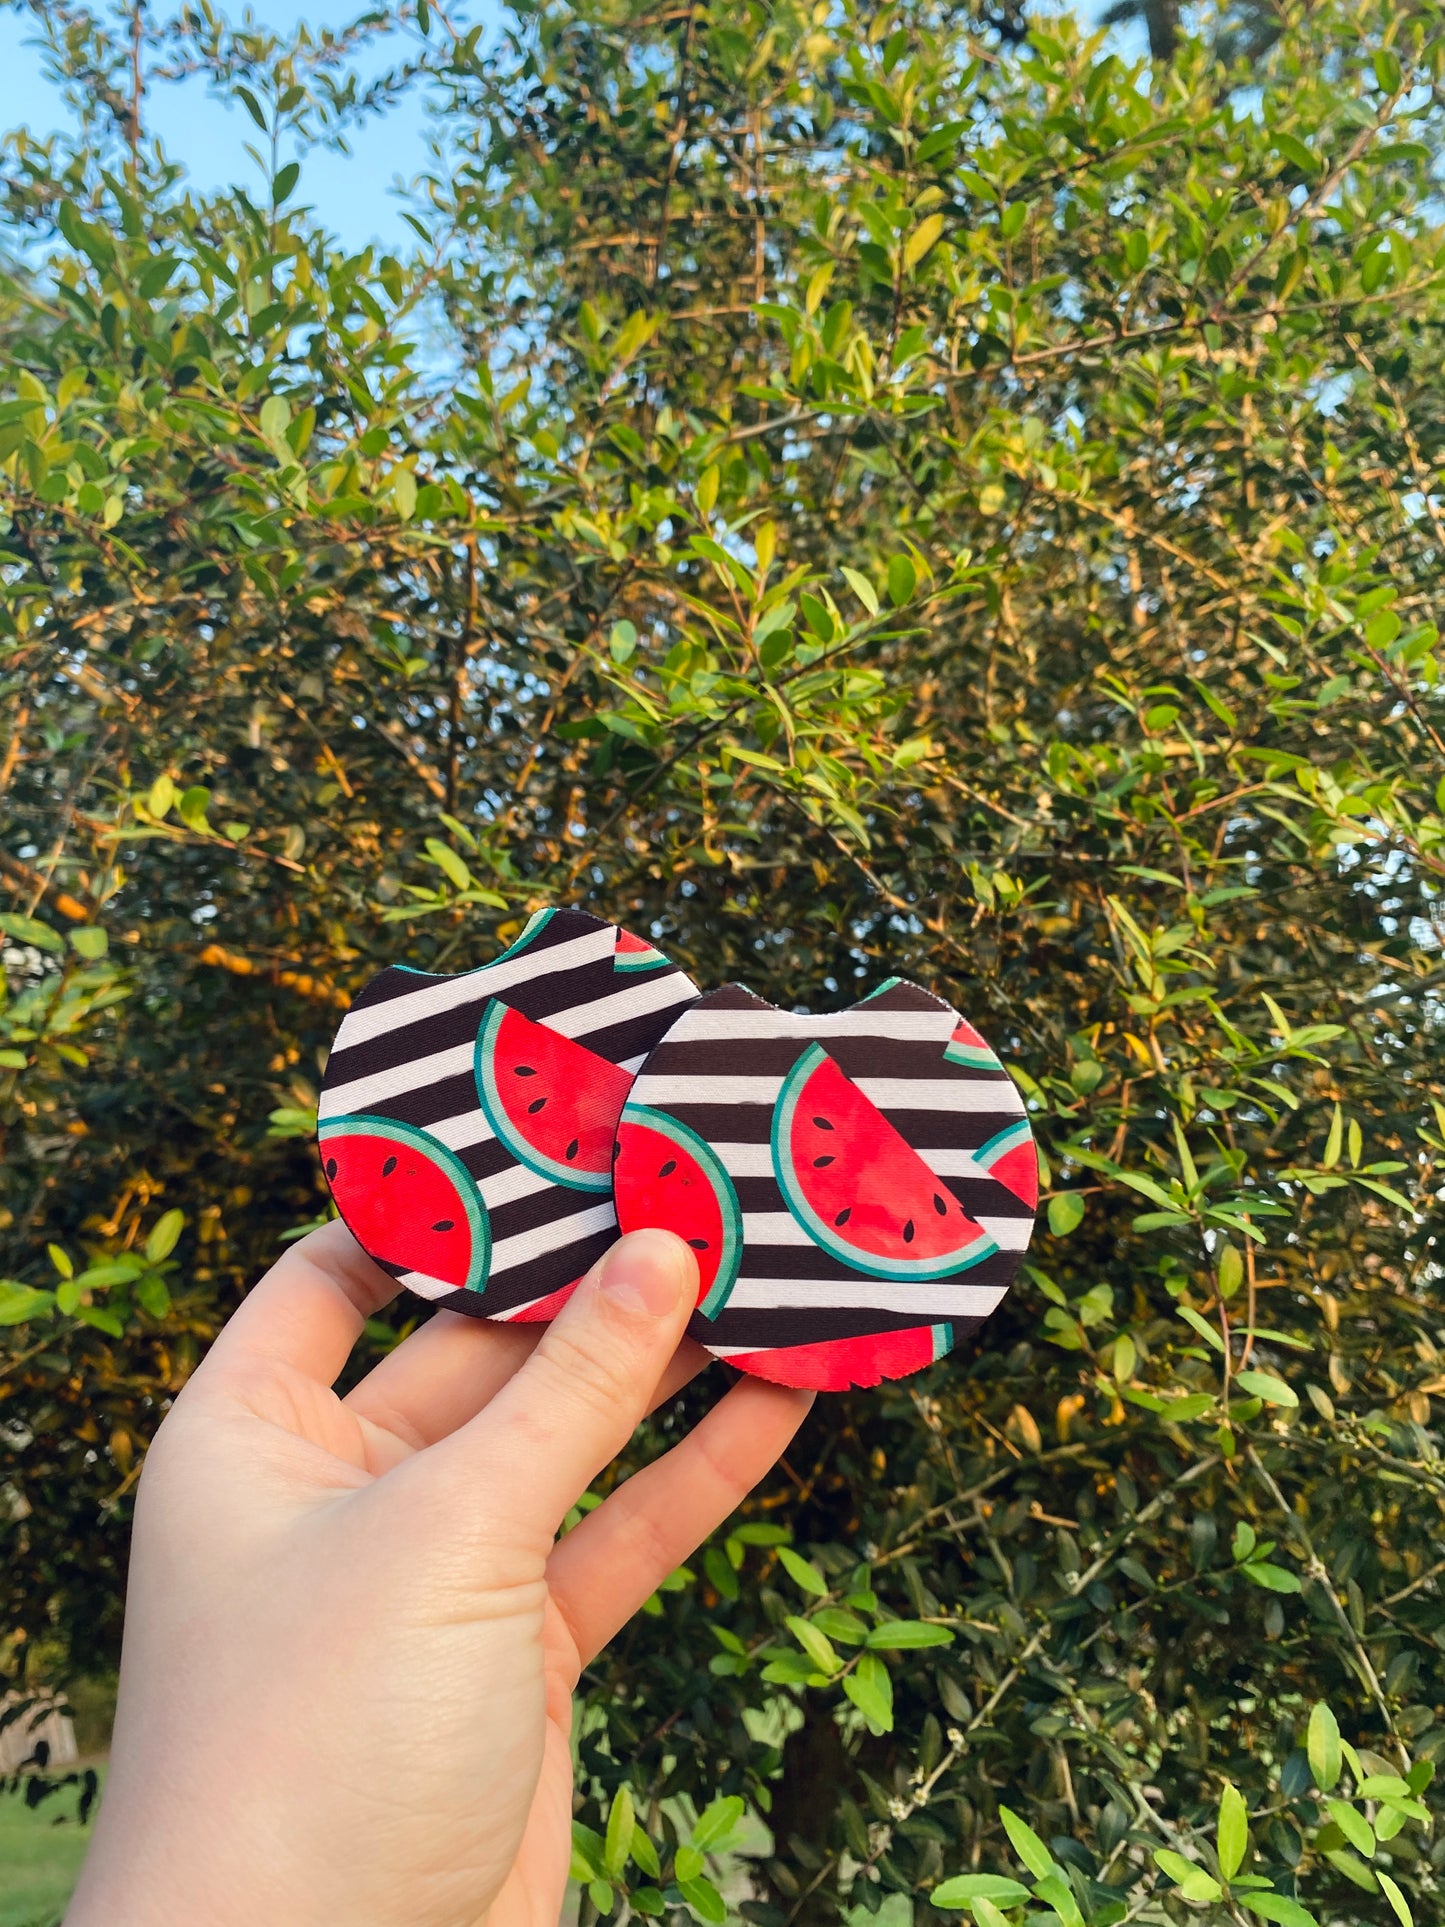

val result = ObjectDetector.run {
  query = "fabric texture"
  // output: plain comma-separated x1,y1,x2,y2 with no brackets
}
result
613,980,1037,1389
318,909,700,1318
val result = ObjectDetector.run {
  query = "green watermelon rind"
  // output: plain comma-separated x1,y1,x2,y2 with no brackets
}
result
318,1112,491,1293
975,1118,1033,1172
771,1043,999,1282
492,906,556,965
474,1000,615,1194
387,906,555,985
857,975,904,1002
618,1101,742,1319
944,1037,1001,1072
613,938,670,974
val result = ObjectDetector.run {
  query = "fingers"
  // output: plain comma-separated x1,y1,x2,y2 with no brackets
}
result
201,1220,397,1389
548,1376,813,1662
344,1313,544,1454
430,1228,698,1538
344,1306,712,1459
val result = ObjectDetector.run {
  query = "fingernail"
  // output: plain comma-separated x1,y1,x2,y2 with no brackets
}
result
596,1228,695,1316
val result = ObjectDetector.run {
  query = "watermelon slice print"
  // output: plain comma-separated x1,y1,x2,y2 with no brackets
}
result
617,979,1035,1389
475,1001,633,1192
975,1119,1038,1209
317,908,699,1319
944,1017,1002,1073
723,1322,953,1392
319,1115,490,1295
613,928,673,973
772,1044,997,1281
613,1102,742,1317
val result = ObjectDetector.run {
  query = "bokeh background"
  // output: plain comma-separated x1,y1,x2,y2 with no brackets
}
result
3,1,1444,1923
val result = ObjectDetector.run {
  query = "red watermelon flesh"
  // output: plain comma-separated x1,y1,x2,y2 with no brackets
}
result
319,1117,489,1293
943,1017,1000,1070
725,1323,952,1391
503,1279,581,1323
773,1046,995,1280
979,1125,1038,1209
614,928,670,971
613,1104,742,1318
476,1001,633,1191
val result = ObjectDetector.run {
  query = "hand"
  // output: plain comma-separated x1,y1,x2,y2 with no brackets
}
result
67,1222,812,1927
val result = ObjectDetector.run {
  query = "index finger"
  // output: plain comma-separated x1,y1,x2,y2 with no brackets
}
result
202,1219,398,1388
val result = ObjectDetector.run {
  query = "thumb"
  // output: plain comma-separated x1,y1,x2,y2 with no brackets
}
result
440,1228,699,1540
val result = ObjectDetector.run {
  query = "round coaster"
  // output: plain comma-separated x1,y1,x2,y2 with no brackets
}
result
613,980,1036,1389
317,908,699,1321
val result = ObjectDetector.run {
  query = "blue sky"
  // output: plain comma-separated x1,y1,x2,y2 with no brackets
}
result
0,1,468,251
0,1,1135,254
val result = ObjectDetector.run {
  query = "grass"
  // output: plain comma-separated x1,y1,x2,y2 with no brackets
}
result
0,1771,102,1927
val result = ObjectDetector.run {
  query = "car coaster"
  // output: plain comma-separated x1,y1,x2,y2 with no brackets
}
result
612,979,1036,1390
317,908,699,1322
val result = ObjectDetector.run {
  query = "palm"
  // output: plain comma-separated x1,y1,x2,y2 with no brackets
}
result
482,1603,587,1927
148,1223,811,1927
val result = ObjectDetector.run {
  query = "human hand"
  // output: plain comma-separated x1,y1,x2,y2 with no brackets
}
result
67,1222,812,1927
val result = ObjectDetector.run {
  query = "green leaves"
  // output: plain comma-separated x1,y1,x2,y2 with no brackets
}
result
1217,1781,1248,1880
1232,1522,1301,1594
1155,1848,1222,1903
839,566,879,616
424,838,472,891
903,212,945,271
690,1796,744,1853
776,1545,827,1595
144,1210,185,1265
842,1652,893,1733
0,1280,56,1326
1240,1895,1318,1926
1046,1192,1085,1237
786,1613,842,1674
1325,1797,1373,1856
1308,1703,1342,1792
0,913,64,954
931,1875,1030,1909
998,1806,1052,1881
1378,1871,1414,1926
1234,1369,1297,1409
865,1620,954,1649
603,1785,634,1878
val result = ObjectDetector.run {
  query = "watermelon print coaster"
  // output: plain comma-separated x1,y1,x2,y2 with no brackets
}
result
317,909,699,1321
613,980,1037,1391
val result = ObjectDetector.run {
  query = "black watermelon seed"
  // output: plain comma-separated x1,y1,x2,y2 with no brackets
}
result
835,1206,852,1226
903,1219,916,1243
613,1140,622,1160
527,1096,547,1114
934,1193,949,1215
382,1155,397,1177
432,1219,455,1233
659,1158,677,1178
324,1157,337,1180
813,1154,835,1168
565,1137,579,1161
813,1116,834,1130
514,1064,536,1076
687,1237,709,1251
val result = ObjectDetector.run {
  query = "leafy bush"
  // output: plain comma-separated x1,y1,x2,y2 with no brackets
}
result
3,0,1445,1920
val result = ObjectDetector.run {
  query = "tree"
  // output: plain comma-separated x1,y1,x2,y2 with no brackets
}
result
4,0,1445,1921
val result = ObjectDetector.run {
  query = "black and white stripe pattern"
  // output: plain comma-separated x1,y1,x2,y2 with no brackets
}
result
619,981,1035,1359
319,909,699,1317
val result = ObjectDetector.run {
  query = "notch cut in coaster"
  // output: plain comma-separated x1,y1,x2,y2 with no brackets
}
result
318,907,699,1320
613,979,1036,1390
